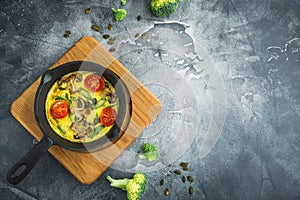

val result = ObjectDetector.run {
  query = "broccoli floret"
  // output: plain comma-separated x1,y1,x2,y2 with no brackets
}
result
107,172,148,200
121,0,126,6
112,8,127,21
151,0,179,17
139,143,159,161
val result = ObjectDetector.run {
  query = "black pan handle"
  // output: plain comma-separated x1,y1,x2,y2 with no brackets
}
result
7,136,54,185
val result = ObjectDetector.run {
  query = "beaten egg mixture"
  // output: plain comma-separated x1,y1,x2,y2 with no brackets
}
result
45,71,119,143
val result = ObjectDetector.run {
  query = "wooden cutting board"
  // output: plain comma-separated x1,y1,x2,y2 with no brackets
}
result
10,36,162,184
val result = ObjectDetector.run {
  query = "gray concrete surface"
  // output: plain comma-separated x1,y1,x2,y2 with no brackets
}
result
0,0,299,199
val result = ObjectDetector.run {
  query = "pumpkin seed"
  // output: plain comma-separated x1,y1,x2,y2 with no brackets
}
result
85,8,91,14
63,33,70,38
108,24,113,30
135,33,140,38
109,37,116,41
103,34,110,39
141,32,147,40
107,40,114,45
183,167,189,171
91,24,100,32
160,179,165,186
180,162,189,168
109,47,116,52
187,176,194,182
107,37,116,45
164,188,169,196
174,170,182,175
137,15,142,21
182,175,186,183
65,30,71,35
189,186,194,195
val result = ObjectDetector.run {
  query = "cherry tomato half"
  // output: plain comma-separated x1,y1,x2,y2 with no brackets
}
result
50,100,69,119
84,74,105,92
100,108,117,126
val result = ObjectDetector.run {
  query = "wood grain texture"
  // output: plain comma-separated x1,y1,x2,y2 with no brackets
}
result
10,36,162,184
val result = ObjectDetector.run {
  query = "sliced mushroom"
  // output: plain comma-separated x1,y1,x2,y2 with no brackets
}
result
75,74,82,82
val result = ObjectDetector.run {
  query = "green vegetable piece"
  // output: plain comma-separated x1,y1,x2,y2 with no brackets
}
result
138,143,159,161
88,124,104,139
112,8,127,21
55,121,66,134
79,87,93,100
151,0,179,17
54,95,72,106
94,98,106,109
121,0,126,6
107,172,148,200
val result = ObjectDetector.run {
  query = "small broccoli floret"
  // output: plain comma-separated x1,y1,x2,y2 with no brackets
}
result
121,0,126,6
107,172,148,200
139,143,159,161
112,8,127,21
151,0,179,17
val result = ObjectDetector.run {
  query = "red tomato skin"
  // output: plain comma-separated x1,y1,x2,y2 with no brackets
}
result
50,100,69,119
100,108,117,126
84,74,105,92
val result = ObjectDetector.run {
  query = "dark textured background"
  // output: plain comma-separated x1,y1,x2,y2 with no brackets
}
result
0,0,300,199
